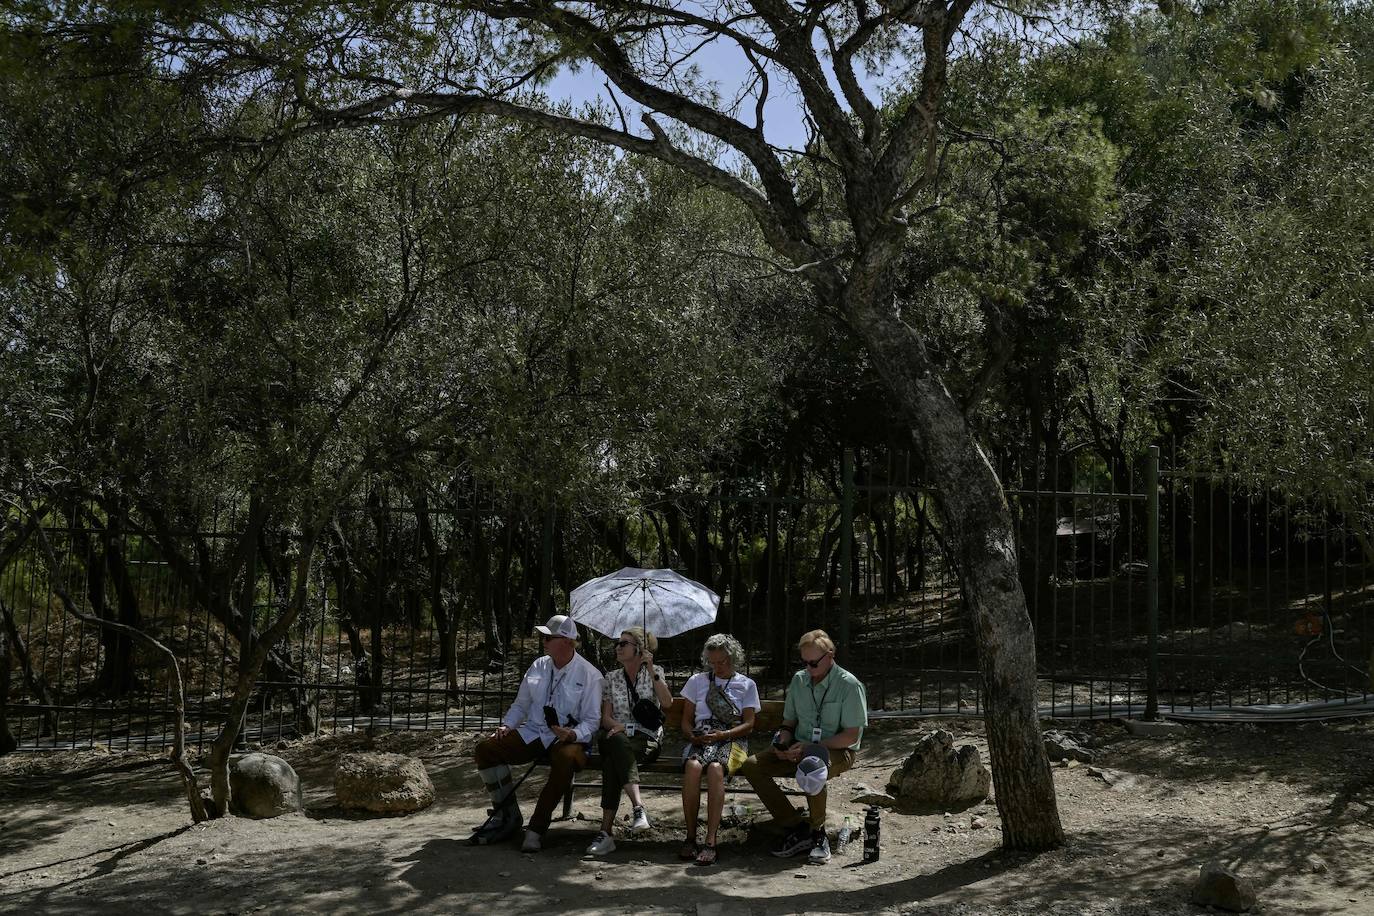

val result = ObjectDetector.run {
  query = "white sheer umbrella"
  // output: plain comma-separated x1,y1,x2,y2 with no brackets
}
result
569,567,720,639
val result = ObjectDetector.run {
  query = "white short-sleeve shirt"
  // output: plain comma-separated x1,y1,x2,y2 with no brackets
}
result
680,671,761,726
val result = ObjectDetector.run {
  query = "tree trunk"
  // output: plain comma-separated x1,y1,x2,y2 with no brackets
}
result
208,516,327,819
97,510,143,696
0,624,16,754
844,291,1064,851
413,495,454,674
0,598,58,738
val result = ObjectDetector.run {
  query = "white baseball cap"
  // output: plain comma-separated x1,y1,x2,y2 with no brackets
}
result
795,744,830,796
534,614,578,639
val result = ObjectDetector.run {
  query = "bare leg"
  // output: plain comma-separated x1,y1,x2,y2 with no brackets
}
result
625,783,644,809
600,807,615,834
704,763,725,845
681,759,703,841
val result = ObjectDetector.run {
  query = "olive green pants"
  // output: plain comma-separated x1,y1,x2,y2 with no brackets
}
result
597,729,660,812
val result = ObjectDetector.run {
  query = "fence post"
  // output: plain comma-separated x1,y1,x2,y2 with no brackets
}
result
1145,446,1161,721
838,449,854,653
540,504,556,619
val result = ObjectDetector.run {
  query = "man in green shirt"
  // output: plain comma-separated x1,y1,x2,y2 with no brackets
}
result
740,628,868,865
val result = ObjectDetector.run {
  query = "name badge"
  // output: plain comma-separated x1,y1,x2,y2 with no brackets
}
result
811,726,822,744
626,722,638,737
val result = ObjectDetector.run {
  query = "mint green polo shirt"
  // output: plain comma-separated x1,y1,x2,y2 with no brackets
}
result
782,663,868,750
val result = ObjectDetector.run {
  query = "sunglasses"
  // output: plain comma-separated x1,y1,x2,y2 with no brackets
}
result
803,652,831,669
615,639,638,649
541,634,565,643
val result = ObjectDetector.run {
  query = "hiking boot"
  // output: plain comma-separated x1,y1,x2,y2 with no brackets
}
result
807,829,831,864
586,831,616,856
771,822,814,858
470,804,522,845
629,806,651,832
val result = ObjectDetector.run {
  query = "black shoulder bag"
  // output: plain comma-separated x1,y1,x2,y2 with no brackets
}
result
624,668,666,731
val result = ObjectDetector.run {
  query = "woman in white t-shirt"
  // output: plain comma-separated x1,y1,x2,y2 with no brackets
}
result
677,632,759,866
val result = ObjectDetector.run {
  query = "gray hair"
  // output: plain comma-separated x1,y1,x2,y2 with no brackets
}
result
700,633,746,670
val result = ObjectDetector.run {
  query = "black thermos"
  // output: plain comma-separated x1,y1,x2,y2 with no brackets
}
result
863,805,881,862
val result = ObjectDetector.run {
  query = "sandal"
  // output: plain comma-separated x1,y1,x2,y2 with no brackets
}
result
694,843,718,866
678,839,699,861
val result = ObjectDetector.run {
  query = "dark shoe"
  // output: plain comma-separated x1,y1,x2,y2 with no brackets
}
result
694,843,718,866
470,805,523,845
771,822,813,858
807,829,831,864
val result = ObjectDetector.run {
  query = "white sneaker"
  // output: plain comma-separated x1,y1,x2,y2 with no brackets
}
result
630,806,651,832
521,829,542,853
586,831,616,856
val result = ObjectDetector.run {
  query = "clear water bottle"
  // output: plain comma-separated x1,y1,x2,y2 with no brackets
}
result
836,815,853,852
863,805,881,863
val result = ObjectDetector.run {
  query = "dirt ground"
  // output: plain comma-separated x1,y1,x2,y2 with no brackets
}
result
1,717,1371,916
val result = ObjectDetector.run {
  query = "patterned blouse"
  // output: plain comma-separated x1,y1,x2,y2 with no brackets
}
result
603,663,666,735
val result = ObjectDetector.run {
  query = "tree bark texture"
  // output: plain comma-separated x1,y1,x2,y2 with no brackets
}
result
843,294,1065,850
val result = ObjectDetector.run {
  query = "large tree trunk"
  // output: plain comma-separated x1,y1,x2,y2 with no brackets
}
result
844,291,1064,851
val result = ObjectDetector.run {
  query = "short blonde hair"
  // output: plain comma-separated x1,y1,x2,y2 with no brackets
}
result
798,629,835,654
620,627,658,655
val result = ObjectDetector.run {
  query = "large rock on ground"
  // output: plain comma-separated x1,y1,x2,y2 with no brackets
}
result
886,729,991,811
1043,729,1095,763
335,752,435,815
229,753,303,819
1190,861,1257,912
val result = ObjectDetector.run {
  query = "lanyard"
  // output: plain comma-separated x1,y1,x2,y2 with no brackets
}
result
809,674,833,720
546,663,570,706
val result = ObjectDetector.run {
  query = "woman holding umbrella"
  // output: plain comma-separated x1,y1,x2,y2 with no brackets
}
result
585,627,674,856
678,632,759,866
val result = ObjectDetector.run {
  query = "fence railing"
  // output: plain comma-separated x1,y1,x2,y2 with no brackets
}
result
2,449,1370,751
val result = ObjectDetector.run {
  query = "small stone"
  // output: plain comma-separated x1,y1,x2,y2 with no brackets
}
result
852,791,898,807
1125,719,1185,738
107,821,116,827
793,872,807,878
595,872,604,881
1156,850,1166,858
498,872,511,878
971,816,987,830
196,857,208,865
1308,857,1328,874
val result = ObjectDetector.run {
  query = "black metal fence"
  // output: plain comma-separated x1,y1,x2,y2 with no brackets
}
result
2,450,1371,751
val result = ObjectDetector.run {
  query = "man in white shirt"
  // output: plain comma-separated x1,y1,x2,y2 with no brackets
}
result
471,614,603,852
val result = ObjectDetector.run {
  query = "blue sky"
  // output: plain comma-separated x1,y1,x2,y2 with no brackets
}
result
538,36,903,153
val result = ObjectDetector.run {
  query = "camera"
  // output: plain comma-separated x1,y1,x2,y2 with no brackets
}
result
543,706,578,729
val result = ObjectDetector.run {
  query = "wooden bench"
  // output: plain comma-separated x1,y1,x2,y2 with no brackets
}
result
560,697,799,817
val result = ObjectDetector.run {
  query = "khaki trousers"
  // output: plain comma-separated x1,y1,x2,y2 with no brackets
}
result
740,746,857,829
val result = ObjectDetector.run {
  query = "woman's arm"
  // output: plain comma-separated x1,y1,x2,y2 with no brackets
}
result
600,695,620,732
653,666,673,709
